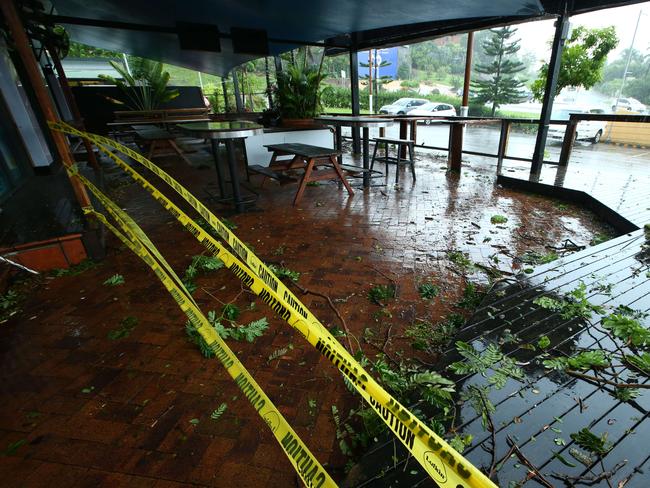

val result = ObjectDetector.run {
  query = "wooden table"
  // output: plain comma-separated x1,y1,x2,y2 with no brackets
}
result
177,121,264,212
314,116,392,188
262,143,353,205
131,124,192,165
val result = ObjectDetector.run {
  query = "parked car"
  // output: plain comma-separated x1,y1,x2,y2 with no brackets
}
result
378,98,429,115
611,97,646,113
406,102,457,123
548,107,608,143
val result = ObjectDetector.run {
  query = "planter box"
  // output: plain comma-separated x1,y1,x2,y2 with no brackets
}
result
0,234,87,272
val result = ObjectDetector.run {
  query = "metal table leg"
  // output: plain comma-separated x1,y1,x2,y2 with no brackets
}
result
362,127,370,188
335,125,343,166
224,138,244,212
210,139,226,198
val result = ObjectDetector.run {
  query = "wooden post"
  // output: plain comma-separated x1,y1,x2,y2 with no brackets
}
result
460,32,474,117
46,42,100,171
0,0,91,208
496,119,512,174
349,49,361,154
448,122,464,172
559,120,577,166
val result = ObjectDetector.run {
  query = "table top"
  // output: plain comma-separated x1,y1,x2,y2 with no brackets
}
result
314,116,392,128
177,121,265,139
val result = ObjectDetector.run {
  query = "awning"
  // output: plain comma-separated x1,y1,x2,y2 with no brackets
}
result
45,0,544,76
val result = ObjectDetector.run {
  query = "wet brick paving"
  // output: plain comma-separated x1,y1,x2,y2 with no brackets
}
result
0,143,613,487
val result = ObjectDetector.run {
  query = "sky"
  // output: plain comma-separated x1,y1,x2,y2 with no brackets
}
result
515,2,650,64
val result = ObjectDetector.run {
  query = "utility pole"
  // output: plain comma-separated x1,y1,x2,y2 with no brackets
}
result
613,9,643,112
461,32,474,117
368,50,373,114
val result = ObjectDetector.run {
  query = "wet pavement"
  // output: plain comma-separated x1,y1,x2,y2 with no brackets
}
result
0,142,616,487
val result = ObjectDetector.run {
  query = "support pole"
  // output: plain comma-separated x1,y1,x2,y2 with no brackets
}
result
461,31,474,117
530,12,570,177
221,76,230,113
0,0,91,208
232,69,244,113
46,42,100,171
349,49,361,154
367,50,373,114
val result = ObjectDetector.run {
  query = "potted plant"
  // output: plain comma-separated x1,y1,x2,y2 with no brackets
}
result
276,51,325,126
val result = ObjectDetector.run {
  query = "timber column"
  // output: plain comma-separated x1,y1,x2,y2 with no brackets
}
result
0,0,92,208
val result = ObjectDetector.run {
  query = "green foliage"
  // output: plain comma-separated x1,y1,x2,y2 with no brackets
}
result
461,385,495,430
222,303,240,321
520,251,559,265
418,282,440,300
52,259,98,277
210,403,227,421
221,218,237,230
625,352,650,376
532,283,604,320
449,341,524,388
276,52,326,118
0,290,20,322
490,214,508,224
228,318,269,342
458,282,486,309
570,428,611,456
406,314,461,352
268,264,300,282
538,335,551,349
602,314,650,348
103,274,125,286
448,433,473,454
532,26,618,101
107,316,138,340
368,284,396,305
268,344,294,363
4,439,27,456
590,232,613,246
472,27,526,116
186,313,269,353
182,255,224,294
99,58,179,110
543,350,610,371
446,251,473,269
613,387,639,402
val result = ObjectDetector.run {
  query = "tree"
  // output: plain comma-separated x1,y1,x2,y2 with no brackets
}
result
471,27,526,116
531,26,618,101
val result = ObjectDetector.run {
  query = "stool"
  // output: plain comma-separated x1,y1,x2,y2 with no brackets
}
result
370,137,416,184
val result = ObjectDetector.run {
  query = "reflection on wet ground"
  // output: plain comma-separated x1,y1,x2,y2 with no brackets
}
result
0,144,625,486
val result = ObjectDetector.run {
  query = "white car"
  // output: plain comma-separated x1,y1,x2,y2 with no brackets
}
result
612,97,646,113
407,102,457,123
378,98,429,115
548,107,608,143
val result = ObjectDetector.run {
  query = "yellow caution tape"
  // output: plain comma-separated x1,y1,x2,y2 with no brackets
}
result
69,167,336,488
52,121,497,488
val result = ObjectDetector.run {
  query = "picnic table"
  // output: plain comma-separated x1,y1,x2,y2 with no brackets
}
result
131,124,192,165
256,142,354,205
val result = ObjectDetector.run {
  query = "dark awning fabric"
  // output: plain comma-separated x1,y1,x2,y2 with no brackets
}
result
45,0,544,76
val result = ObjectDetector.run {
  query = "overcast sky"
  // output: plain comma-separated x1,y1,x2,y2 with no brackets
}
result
515,2,650,65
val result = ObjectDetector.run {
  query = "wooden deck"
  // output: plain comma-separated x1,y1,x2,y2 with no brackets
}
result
347,154,650,487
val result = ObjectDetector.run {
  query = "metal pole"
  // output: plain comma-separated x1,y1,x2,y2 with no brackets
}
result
460,32,474,117
0,0,92,209
350,49,361,154
530,12,570,177
368,50,373,114
221,76,230,113
613,9,643,113
232,69,244,113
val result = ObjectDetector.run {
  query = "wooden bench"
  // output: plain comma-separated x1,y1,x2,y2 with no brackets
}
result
259,143,354,205
247,164,298,185
132,125,192,165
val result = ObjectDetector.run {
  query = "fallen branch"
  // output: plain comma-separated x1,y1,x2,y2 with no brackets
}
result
550,460,627,485
506,435,554,488
289,281,357,352
566,369,650,389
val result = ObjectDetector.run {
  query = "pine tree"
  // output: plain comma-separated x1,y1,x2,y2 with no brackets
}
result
471,27,525,116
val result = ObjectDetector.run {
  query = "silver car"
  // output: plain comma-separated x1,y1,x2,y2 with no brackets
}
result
548,107,608,144
378,98,429,115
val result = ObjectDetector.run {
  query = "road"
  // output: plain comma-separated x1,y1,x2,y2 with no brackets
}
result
343,123,650,174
